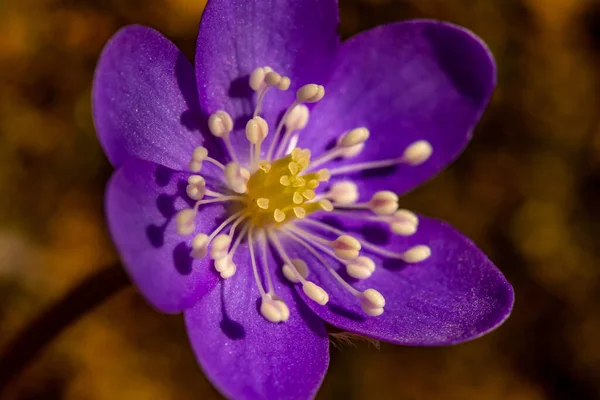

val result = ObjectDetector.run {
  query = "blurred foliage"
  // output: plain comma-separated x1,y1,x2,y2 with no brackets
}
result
1,0,600,399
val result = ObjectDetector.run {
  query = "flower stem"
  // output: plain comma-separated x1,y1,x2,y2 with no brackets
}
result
0,264,130,394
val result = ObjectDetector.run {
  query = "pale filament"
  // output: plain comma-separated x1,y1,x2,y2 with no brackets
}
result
228,224,250,258
274,127,297,160
228,215,248,238
327,157,403,176
193,196,245,211
286,225,352,264
266,229,308,283
207,211,245,242
205,156,226,170
265,101,299,161
248,228,267,296
280,228,361,296
260,230,275,294
296,218,428,261
222,136,239,165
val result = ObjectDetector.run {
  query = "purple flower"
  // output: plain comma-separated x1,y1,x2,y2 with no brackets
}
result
93,0,514,399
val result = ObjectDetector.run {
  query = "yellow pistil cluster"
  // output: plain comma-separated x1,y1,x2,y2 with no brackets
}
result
244,148,332,227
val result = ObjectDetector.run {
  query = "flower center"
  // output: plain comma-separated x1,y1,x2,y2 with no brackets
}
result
243,148,331,227
173,66,434,323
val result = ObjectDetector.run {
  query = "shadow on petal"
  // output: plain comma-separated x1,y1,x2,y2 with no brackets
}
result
219,282,246,340
173,242,193,276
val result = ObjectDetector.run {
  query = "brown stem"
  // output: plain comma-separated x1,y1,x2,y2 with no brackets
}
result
0,264,130,394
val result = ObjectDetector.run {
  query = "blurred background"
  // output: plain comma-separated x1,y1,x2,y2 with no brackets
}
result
1,0,599,398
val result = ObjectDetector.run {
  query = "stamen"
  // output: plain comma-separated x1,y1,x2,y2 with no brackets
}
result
274,104,309,158
267,229,329,305
360,288,386,316
188,211,244,258
246,116,269,168
281,228,383,316
302,282,329,305
297,218,431,263
208,111,239,164
328,140,433,176
324,181,359,205
281,228,371,294
175,209,197,236
346,256,376,279
248,229,267,296
333,191,398,216
296,84,325,103
260,293,290,323
389,209,419,236
258,231,275,293
332,235,361,260
186,175,206,200
309,128,369,170
224,162,250,193
266,85,324,161
214,224,249,279
282,258,309,283
188,146,225,173
210,234,231,260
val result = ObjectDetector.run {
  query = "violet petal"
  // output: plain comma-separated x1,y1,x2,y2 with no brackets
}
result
289,215,514,345
105,158,222,313
93,25,202,170
184,240,329,400
195,0,340,165
299,20,496,198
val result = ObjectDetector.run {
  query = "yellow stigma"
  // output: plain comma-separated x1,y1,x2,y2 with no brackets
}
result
244,148,331,227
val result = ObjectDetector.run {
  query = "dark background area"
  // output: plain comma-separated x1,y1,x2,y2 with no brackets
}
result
1,0,600,399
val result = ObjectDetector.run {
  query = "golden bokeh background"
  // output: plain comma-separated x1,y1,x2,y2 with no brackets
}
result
1,0,600,399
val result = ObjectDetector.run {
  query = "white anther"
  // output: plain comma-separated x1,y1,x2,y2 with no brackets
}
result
328,181,359,204
191,233,209,259
296,84,325,103
260,294,290,323
284,104,310,132
369,191,398,215
208,111,234,138
210,234,231,260
186,175,206,200
189,146,209,172
338,127,370,148
302,281,329,305
277,76,291,91
214,255,238,278
402,245,431,263
360,288,385,316
265,71,282,86
175,209,196,236
346,256,376,279
332,235,361,260
339,143,364,158
249,67,267,91
282,258,309,283
390,209,419,236
402,140,433,166
245,116,269,144
224,162,249,194
219,262,237,279
192,146,208,162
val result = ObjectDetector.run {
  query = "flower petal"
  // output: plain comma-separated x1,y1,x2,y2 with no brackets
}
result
299,20,496,197
195,0,340,165
93,25,203,170
184,240,329,400
105,158,223,313
289,215,513,345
